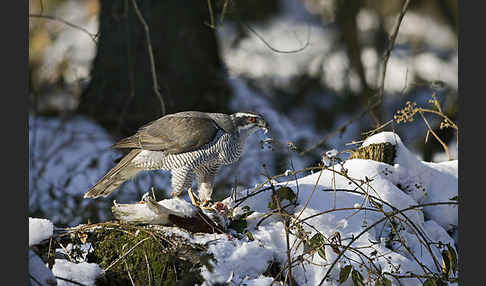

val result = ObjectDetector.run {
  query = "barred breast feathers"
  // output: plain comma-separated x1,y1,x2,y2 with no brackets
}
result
217,131,248,165
132,129,227,170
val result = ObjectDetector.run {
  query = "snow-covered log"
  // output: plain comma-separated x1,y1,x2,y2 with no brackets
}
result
111,193,227,234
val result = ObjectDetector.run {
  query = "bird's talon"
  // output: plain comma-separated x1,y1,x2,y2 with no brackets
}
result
187,188,201,207
202,200,213,206
199,200,215,210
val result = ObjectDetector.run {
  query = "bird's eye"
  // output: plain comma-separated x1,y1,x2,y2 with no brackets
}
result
248,117,256,123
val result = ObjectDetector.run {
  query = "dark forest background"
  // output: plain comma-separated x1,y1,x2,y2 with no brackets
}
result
29,0,458,226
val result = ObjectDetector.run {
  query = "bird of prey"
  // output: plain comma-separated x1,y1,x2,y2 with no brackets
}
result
84,111,268,206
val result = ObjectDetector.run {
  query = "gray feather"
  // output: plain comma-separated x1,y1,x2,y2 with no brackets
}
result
85,110,267,202
113,112,220,154
84,149,142,198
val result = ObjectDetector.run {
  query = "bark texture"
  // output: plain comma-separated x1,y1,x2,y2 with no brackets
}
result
78,0,232,137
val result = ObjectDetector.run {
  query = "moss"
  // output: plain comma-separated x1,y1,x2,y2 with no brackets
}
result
78,223,205,286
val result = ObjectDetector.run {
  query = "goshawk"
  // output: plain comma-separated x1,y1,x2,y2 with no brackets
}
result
84,111,268,205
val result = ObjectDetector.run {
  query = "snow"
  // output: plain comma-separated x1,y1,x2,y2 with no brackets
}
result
432,139,458,162
218,19,336,89
193,131,458,285
28,1,457,284
112,196,198,225
29,217,103,286
361,132,458,231
29,217,54,247
34,0,98,88
413,52,458,90
29,115,116,225
28,130,458,285
29,115,174,226
29,250,57,286
56,243,94,263
391,11,457,51
219,9,457,94
159,197,198,217
29,0,458,227
68,130,455,285
52,259,104,286
357,9,380,32
29,218,104,286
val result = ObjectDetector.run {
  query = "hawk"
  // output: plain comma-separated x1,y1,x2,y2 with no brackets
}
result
84,111,268,205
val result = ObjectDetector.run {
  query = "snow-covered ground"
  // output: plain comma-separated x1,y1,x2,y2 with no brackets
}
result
29,132,458,286
29,217,54,247
29,0,457,226
196,132,458,285
29,115,126,225
29,218,105,286
29,1,458,284
52,259,104,286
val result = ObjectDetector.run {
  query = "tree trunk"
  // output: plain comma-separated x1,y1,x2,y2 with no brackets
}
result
78,0,232,137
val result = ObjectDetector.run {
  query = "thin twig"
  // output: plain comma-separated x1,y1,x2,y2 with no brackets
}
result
117,0,137,134
317,201,454,286
278,163,444,275
361,119,394,138
234,186,273,207
29,14,98,44
105,237,151,272
303,184,446,272
293,167,324,223
332,162,337,209
304,0,410,156
124,260,136,286
206,0,215,29
299,1,411,156
59,242,74,263
378,0,411,101
55,276,89,286
29,274,43,286
417,108,457,130
273,183,293,286
418,110,451,160
290,160,300,199
39,0,44,14
144,249,153,286
242,22,311,54
130,0,166,116
220,0,230,23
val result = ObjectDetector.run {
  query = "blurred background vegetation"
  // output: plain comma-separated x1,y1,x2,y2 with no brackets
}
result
29,0,458,226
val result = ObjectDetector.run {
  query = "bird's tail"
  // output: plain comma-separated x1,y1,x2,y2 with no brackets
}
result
84,149,142,199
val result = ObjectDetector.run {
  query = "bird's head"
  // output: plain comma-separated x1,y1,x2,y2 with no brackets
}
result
230,112,269,135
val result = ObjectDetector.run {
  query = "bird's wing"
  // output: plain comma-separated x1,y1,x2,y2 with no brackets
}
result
112,116,219,154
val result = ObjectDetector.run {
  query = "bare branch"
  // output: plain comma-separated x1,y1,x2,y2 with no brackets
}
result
242,22,311,54
273,185,294,286
29,274,43,286
29,14,98,44
39,0,44,14
378,0,411,101
317,201,454,286
301,1,411,156
130,0,166,116
418,110,451,160
206,0,216,29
